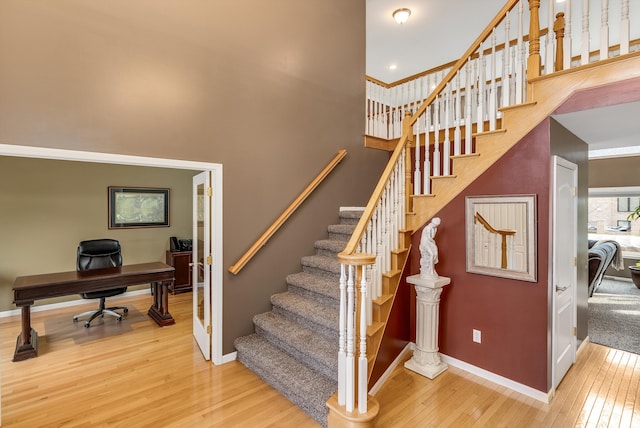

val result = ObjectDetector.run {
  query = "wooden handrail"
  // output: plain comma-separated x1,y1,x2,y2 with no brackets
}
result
228,149,347,275
474,212,516,269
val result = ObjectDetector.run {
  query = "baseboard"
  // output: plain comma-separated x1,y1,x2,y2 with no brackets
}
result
0,288,151,319
369,342,414,395
220,351,237,364
440,353,552,403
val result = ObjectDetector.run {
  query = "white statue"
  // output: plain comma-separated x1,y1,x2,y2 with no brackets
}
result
419,217,441,279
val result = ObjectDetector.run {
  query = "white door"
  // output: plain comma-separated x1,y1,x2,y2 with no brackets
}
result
552,156,577,388
193,171,211,360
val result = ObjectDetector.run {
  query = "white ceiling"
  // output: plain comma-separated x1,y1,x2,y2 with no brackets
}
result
366,0,640,155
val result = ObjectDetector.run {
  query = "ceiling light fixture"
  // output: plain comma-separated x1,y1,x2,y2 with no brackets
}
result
392,8,411,25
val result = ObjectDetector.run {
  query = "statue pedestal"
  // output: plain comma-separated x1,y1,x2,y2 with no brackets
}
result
404,274,451,379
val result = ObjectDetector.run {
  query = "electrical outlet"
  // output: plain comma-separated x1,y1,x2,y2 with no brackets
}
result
473,329,482,344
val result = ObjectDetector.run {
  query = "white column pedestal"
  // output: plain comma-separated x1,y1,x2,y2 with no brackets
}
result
404,274,451,379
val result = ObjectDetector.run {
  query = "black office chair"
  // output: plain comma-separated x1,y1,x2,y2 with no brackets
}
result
73,239,128,328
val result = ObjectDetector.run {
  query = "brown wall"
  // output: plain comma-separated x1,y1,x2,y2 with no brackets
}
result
0,157,194,309
0,1,386,354
588,156,640,188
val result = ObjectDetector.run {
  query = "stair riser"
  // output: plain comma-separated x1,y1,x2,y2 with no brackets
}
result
302,265,341,281
273,306,339,341
316,247,342,258
255,324,337,380
288,285,339,309
236,350,331,426
328,231,353,241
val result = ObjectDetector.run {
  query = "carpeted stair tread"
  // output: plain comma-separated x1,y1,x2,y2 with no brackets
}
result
286,272,339,302
253,311,338,379
301,254,341,276
234,333,336,426
339,210,364,225
271,291,339,335
315,239,347,253
327,224,356,241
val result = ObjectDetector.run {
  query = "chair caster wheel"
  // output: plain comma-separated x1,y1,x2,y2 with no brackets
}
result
123,308,129,314
73,317,78,322
84,323,90,328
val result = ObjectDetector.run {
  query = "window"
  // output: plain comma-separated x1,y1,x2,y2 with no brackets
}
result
589,194,640,259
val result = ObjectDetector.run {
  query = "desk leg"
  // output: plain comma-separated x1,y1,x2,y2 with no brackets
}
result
148,280,175,327
13,305,39,362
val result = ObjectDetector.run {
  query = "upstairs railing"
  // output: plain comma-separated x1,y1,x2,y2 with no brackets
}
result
332,0,638,421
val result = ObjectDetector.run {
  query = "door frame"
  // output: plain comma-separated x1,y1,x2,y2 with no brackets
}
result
0,143,225,364
550,155,578,390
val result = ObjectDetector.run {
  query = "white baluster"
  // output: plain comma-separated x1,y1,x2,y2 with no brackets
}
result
399,148,406,230
454,73,462,156
358,266,369,413
424,107,431,194
621,0,630,55
516,0,525,104
464,61,472,154
503,11,511,108
600,0,609,61
443,83,451,176
338,263,347,405
433,93,441,177
563,0,572,70
477,45,485,133
414,111,421,195
546,0,555,73
366,81,371,136
371,208,380,299
582,0,590,65
346,264,355,412
384,183,392,272
489,29,497,130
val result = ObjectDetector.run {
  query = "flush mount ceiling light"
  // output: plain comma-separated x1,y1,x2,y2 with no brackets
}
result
392,8,411,25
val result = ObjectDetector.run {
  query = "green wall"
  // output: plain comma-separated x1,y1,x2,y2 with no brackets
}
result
0,156,193,310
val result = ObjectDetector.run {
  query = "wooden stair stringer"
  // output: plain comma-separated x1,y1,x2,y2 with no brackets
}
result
365,232,412,381
409,53,640,231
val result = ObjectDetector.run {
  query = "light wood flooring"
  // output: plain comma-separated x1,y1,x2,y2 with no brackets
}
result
2,292,639,427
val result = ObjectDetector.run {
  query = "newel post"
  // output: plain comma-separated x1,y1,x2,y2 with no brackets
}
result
402,111,414,215
527,0,541,84
554,12,566,72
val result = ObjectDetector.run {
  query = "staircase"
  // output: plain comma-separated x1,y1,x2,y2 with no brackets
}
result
234,209,362,427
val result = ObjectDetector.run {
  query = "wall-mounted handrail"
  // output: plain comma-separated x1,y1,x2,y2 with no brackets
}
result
228,149,347,275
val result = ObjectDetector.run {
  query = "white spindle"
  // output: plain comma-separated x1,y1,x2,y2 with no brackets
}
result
424,106,431,194
600,0,609,60
399,148,406,230
563,0,572,70
477,46,485,133
338,263,347,406
464,61,473,154
546,0,555,72
345,264,355,412
503,11,512,108
454,73,462,156
414,113,421,195
489,29,497,130
516,0,525,104
433,93,441,177
443,84,451,176
372,208,380,298
621,0,630,55
358,267,368,413
582,0,590,64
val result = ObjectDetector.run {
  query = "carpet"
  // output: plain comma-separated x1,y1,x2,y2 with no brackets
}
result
588,278,640,355
43,305,146,345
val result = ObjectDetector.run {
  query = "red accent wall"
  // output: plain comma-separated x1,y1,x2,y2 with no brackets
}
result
411,120,552,392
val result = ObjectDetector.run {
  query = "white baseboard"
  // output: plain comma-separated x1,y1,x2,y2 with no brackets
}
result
440,353,552,403
0,288,151,319
369,342,414,395
220,351,237,364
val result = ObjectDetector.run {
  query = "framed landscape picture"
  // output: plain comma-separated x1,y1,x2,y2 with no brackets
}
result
108,187,170,229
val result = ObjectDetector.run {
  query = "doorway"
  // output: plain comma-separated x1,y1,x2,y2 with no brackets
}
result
0,143,224,364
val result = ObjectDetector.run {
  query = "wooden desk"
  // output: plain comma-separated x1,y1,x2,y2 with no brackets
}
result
12,262,175,362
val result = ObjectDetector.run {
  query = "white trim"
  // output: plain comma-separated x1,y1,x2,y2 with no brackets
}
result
0,288,151,318
370,343,414,395
340,206,365,212
440,353,552,403
0,143,225,365
220,351,237,364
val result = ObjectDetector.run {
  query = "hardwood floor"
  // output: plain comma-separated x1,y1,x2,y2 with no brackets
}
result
2,292,639,427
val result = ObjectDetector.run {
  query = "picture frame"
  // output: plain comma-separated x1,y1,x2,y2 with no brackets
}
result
465,195,537,282
108,187,170,229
